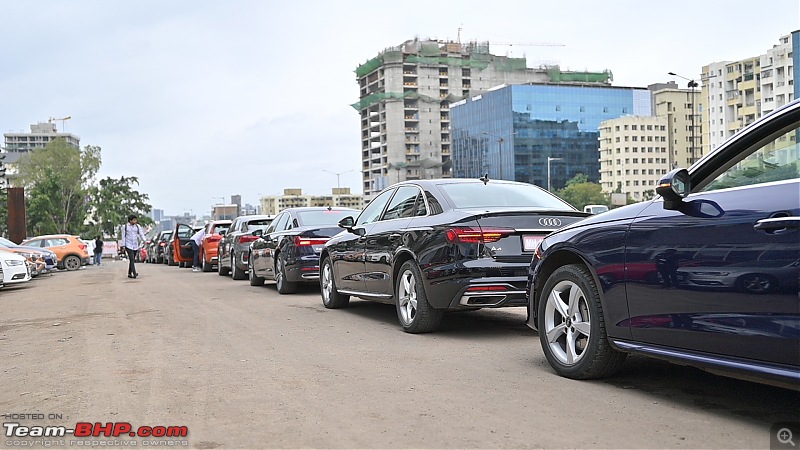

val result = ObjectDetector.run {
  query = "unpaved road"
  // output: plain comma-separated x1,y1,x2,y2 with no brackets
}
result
1,261,798,449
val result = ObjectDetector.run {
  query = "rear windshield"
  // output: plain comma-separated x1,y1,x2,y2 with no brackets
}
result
296,210,355,227
246,219,273,231
438,182,574,210
214,225,230,234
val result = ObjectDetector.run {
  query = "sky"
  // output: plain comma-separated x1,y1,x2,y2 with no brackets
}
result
1,0,798,218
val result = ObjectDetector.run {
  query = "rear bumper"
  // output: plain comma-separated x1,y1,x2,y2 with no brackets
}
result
421,259,530,310
286,254,322,283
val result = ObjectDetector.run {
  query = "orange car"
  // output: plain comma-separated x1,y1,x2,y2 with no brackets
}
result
199,220,231,272
22,234,90,271
168,221,231,269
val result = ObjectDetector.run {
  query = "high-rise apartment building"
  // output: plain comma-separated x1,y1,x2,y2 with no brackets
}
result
598,116,670,201
652,86,702,167
354,38,612,200
702,31,797,155
3,122,80,176
260,188,363,216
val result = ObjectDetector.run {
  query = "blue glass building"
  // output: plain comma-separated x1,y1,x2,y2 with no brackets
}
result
451,84,651,190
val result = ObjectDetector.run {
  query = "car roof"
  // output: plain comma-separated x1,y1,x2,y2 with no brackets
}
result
25,234,76,239
233,214,275,221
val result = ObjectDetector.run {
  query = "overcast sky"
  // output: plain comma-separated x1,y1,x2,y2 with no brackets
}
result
1,1,797,218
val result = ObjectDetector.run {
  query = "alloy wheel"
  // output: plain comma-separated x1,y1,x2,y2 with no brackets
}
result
543,280,592,366
397,269,417,325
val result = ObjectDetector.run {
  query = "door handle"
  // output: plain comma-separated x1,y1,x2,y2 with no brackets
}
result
754,216,800,232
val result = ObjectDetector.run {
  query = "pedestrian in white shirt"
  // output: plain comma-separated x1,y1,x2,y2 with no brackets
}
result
188,228,206,272
122,214,147,278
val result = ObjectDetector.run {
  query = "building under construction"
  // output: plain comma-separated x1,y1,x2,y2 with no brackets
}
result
354,38,613,200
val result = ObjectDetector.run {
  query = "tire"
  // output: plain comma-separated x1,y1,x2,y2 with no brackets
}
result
396,260,443,333
202,253,213,272
320,257,349,308
168,253,177,266
64,255,81,271
248,253,265,286
231,251,247,280
275,253,298,294
737,273,775,294
537,264,626,379
217,252,230,276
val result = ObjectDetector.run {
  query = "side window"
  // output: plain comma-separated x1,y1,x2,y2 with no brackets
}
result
356,189,395,226
177,224,193,239
275,213,291,232
264,214,282,234
382,186,421,220
229,220,239,234
26,239,43,248
702,124,799,192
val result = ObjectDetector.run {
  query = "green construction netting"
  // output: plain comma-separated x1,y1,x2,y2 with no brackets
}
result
420,42,440,57
405,55,491,70
492,57,528,72
350,91,441,111
548,68,613,83
355,56,383,78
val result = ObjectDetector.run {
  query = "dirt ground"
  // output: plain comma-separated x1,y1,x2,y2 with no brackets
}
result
1,261,797,449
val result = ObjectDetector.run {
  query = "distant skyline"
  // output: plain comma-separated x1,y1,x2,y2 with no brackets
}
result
1,0,797,217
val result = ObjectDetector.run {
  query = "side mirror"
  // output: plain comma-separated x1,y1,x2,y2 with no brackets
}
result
338,216,355,229
219,230,226,236
252,229,263,237
656,168,691,210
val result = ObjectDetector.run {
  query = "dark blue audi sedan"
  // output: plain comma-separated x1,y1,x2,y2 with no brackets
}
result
527,99,800,390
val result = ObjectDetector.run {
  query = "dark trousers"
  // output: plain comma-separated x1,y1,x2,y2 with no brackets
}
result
126,248,138,276
190,241,200,268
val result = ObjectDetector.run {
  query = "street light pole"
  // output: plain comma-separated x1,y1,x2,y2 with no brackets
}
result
668,72,699,164
322,169,355,190
547,157,563,192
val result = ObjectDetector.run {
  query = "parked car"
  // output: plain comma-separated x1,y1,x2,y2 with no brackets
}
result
22,234,90,271
249,207,359,293
167,225,203,267
198,220,232,272
319,178,588,333
583,204,609,214
217,215,275,279
151,231,172,264
0,237,56,275
526,99,800,390
0,250,30,286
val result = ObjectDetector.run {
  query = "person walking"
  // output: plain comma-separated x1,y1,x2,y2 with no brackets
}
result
188,227,206,272
93,235,104,266
122,214,147,278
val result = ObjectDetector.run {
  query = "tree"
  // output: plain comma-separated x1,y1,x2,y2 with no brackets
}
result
555,173,609,211
15,139,101,235
90,176,152,238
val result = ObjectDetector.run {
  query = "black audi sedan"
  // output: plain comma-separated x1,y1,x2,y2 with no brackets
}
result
320,178,588,333
248,207,360,293
527,99,800,390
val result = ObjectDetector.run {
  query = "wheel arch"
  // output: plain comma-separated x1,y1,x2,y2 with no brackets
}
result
392,250,417,293
533,249,605,323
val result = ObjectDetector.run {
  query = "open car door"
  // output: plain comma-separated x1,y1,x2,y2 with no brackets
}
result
171,223,195,265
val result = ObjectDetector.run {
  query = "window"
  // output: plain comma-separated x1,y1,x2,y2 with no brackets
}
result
632,125,638,131
701,119,799,192
268,213,290,233
356,189,395,225
382,186,421,220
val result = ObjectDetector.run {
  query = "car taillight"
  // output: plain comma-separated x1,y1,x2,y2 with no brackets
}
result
294,236,328,247
207,236,222,243
159,242,166,247
79,244,87,250
445,227,513,244
239,235,258,244
466,285,511,292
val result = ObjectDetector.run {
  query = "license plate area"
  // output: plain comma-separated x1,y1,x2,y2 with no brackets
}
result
522,235,544,252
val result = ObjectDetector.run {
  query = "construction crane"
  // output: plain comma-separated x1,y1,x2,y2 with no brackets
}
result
490,42,565,48
48,116,72,133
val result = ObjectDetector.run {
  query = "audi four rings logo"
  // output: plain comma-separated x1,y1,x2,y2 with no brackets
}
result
539,218,562,227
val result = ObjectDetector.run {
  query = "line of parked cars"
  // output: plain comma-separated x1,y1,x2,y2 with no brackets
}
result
0,233,92,290
154,99,799,390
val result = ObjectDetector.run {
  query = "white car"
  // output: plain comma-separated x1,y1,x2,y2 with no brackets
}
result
0,250,32,285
